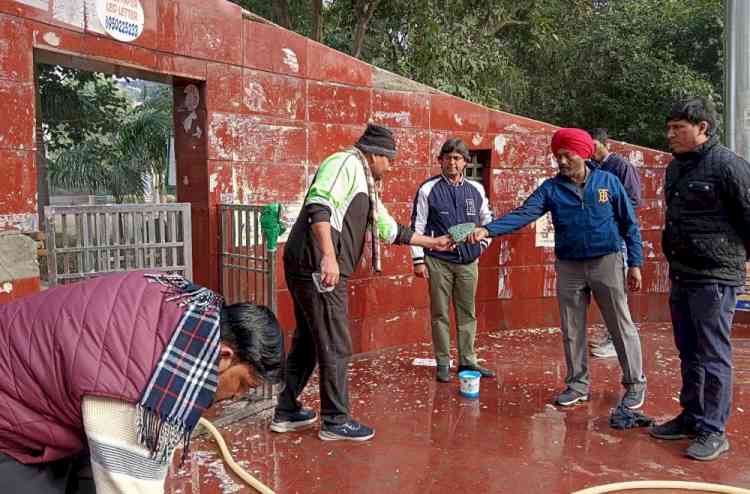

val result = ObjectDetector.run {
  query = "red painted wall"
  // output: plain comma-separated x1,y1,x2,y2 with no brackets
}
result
0,0,694,348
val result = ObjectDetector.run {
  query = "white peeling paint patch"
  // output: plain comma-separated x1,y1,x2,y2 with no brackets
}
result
504,123,530,134
278,203,302,243
472,133,483,146
643,240,656,258
0,282,13,294
184,85,200,111
52,0,85,29
453,114,464,126
373,111,411,127
244,81,268,112
83,0,106,35
627,150,645,167
183,112,196,133
498,239,511,266
42,32,61,46
17,0,49,9
494,135,507,155
498,268,512,299
0,214,37,232
281,48,299,73
209,172,218,192
543,265,557,298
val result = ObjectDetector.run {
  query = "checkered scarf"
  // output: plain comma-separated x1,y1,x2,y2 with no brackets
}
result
353,147,382,273
137,274,223,463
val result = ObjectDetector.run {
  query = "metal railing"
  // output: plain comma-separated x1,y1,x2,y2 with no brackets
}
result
219,204,279,412
219,204,277,311
44,203,192,286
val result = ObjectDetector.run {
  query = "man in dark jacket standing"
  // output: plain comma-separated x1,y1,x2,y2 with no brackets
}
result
649,98,750,461
411,138,496,383
587,128,644,359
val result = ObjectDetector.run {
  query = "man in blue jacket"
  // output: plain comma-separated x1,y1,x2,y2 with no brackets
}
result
467,128,647,409
411,138,495,383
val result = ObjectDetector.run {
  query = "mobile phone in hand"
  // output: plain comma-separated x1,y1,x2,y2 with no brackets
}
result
312,272,335,293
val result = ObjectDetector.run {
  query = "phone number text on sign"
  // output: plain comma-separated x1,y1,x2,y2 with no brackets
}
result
96,0,145,43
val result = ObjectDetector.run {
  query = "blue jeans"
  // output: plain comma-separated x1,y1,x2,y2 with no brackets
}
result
669,281,737,433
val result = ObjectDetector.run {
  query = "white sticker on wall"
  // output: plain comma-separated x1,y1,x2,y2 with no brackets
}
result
96,0,144,42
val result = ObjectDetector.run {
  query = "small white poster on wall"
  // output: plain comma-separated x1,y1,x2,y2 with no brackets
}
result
535,213,555,248
534,176,555,247
96,0,144,43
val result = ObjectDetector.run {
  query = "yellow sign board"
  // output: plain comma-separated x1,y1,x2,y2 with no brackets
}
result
739,262,750,311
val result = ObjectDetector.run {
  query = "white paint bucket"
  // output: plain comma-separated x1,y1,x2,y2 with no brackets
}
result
458,370,481,399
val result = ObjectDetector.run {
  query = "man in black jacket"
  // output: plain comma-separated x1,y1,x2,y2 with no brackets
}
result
649,97,750,461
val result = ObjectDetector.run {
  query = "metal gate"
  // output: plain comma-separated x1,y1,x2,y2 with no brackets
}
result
219,204,277,311
44,203,192,286
215,204,278,424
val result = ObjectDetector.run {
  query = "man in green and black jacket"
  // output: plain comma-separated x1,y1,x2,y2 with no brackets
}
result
271,124,452,442
650,97,750,461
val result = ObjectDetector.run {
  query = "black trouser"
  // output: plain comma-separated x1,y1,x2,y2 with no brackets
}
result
0,453,95,494
670,281,737,433
276,274,352,425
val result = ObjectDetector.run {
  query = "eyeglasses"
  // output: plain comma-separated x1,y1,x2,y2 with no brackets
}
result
442,154,465,163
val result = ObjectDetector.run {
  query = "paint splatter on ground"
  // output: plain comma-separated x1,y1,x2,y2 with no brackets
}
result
166,323,750,493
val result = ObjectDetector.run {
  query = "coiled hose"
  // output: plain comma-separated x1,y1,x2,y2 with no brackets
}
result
571,480,750,494
198,417,276,494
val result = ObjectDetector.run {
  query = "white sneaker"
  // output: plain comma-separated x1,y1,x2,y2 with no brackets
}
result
591,340,617,358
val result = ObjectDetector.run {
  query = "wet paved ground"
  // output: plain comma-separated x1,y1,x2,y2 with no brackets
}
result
166,323,750,493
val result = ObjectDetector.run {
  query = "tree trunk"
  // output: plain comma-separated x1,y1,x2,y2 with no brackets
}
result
352,0,381,59
311,0,323,42
272,0,292,29
34,65,50,233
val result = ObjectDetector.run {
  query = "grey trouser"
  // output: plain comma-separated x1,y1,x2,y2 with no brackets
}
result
556,252,646,393
426,255,479,368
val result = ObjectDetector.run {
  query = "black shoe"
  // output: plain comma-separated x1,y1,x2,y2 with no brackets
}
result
686,431,729,461
649,414,698,440
556,387,589,406
318,420,375,442
457,365,496,378
270,408,318,433
436,365,451,383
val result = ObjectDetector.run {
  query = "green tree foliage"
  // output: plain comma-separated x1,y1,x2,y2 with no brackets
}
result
38,65,130,155
42,70,173,203
230,0,723,150
513,0,723,149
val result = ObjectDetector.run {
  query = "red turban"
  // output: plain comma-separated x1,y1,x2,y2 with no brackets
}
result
550,128,594,160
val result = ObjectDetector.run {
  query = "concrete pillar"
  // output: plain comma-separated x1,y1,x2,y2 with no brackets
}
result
726,0,750,159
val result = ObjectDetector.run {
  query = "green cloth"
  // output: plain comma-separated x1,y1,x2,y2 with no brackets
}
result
260,203,286,251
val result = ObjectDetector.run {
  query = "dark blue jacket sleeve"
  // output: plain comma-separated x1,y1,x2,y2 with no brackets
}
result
484,184,548,237
610,177,644,267
611,155,642,208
